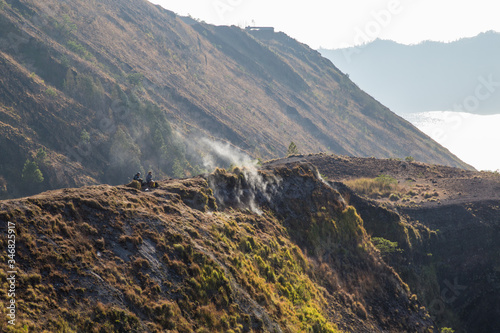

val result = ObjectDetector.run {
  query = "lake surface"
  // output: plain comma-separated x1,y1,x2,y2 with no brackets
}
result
402,111,500,171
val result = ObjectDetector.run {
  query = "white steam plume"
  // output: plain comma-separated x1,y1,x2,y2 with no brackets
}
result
196,137,257,171
193,137,281,215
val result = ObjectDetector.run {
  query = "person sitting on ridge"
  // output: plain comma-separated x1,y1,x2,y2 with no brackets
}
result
146,171,154,187
133,172,143,184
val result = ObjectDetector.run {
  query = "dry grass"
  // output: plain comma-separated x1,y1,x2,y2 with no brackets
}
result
345,175,399,199
0,166,437,332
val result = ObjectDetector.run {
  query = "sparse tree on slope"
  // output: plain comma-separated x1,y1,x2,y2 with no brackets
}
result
287,141,299,156
21,159,44,184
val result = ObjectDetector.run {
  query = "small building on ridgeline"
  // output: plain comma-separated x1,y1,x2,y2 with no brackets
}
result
245,26,275,33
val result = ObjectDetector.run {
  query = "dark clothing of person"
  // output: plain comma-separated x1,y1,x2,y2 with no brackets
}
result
133,173,144,186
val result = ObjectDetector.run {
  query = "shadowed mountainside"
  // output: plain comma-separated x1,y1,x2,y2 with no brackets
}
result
0,0,472,199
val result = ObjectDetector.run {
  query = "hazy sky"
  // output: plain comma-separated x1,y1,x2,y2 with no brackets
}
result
148,0,500,49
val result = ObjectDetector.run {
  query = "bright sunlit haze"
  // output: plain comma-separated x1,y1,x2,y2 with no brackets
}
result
149,0,500,49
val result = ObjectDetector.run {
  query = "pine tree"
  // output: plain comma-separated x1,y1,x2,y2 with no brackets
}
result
287,141,299,156
80,129,91,143
21,159,44,184
35,147,47,165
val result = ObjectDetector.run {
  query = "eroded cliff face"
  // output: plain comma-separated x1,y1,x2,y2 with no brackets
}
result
400,202,500,333
276,153,500,333
210,163,438,332
0,163,435,332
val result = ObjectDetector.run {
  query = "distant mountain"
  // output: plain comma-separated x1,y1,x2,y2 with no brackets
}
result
319,31,500,114
0,0,471,199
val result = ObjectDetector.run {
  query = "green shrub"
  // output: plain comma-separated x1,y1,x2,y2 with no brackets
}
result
287,141,299,156
35,147,48,164
389,193,400,201
80,129,90,143
298,306,338,332
45,87,57,97
407,189,418,197
66,40,94,61
55,14,77,37
67,40,85,54
423,192,436,199
375,174,397,186
371,237,402,256
127,73,144,86
21,159,44,183
440,328,455,333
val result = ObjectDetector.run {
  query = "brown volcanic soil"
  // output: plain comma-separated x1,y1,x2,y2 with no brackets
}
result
266,154,500,207
265,154,500,333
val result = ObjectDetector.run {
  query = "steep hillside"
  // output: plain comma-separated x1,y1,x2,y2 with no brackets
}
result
319,32,500,114
268,154,500,333
0,0,471,199
0,163,437,332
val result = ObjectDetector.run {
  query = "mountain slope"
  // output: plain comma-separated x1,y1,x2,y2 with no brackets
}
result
0,163,436,332
272,153,500,333
319,32,500,114
1,152,498,332
0,0,472,199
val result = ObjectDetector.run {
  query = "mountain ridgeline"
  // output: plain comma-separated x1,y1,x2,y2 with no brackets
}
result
319,32,500,114
0,0,471,199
